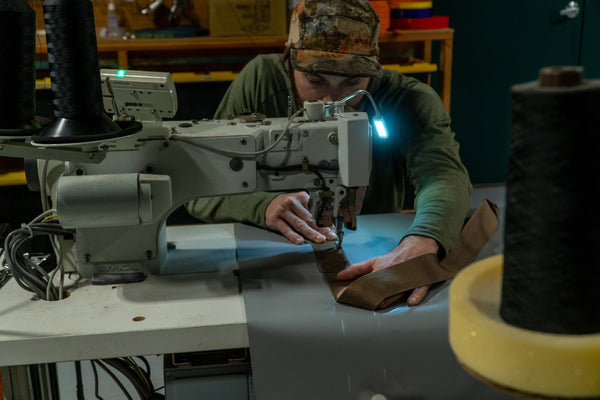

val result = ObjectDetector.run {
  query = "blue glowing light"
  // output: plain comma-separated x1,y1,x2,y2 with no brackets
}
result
374,117,389,139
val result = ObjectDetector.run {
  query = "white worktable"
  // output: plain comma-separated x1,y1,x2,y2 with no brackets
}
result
0,186,507,373
0,224,247,367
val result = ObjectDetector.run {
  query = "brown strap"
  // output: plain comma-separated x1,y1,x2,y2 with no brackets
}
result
440,199,499,271
313,246,352,298
314,199,499,310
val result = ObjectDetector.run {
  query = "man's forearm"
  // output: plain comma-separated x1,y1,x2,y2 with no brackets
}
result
185,192,280,227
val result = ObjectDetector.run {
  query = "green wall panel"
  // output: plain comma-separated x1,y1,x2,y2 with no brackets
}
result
435,0,584,183
581,0,600,78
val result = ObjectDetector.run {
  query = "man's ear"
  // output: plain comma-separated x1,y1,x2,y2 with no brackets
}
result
280,46,292,64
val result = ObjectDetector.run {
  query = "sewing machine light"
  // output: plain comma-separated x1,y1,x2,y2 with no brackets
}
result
373,116,388,139
340,90,389,139
116,69,127,77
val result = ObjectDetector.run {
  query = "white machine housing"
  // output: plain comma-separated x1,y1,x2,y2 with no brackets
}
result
101,69,177,122
1,70,373,279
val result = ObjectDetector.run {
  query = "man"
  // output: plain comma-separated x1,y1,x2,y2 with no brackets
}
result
187,0,472,307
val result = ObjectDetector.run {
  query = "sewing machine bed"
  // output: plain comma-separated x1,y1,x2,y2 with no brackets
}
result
0,224,247,367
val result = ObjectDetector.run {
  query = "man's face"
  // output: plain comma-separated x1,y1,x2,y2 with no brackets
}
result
293,70,370,109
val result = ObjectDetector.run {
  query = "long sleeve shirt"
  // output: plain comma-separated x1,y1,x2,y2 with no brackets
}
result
186,54,472,255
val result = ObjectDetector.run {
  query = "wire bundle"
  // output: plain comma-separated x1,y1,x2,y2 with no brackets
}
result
3,210,72,301
89,357,164,400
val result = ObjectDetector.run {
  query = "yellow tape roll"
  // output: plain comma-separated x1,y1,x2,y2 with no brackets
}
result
390,1,433,9
449,255,600,398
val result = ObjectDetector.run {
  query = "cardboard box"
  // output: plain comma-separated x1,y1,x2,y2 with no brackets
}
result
209,0,288,37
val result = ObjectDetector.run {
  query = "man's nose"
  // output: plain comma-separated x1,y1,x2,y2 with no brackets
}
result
322,90,341,103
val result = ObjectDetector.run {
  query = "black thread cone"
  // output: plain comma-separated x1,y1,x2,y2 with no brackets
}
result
36,0,123,143
0,0,40,135
501,67,600,334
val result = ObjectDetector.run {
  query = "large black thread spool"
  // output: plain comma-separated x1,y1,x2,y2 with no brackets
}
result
35,0,136,143
0,0,39,135
501,66,600,334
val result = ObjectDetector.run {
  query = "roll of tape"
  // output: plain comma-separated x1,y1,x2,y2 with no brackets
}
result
370,0,391,35
390,1,432,9
389,0,425,6
390,8,433,18
391,16,449,30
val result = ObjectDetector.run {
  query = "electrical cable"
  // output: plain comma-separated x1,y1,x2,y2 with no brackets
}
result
93,357,167,400
3,210,72,301
101,358,151,399
75,361,85,400
171,108,305,157
123,356,164,400
92,360,134,400
340,89,382,118
89,360,105,400
48,362,61,400
339,89,389,138
127,357,151,393
133,355,165,399
130,358,151,393
46,239,64,300
40,160,67,300
133,356,151,379
40,159,50,211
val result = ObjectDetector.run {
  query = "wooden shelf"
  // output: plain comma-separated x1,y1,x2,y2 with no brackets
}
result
34,29,454,111
381,29,454,111
36,61,435,88
0,171,26,187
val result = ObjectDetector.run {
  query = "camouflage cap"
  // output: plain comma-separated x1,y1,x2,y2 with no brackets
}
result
288,0,382,77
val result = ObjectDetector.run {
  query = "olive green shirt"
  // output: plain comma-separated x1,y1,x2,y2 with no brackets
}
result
186,54,472,255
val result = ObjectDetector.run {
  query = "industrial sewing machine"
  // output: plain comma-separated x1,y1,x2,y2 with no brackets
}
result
1,70,372,283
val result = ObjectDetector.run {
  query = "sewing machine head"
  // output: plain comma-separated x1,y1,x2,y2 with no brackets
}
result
12,70,372,282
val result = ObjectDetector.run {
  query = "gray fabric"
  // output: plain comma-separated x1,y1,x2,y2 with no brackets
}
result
236,210,509,400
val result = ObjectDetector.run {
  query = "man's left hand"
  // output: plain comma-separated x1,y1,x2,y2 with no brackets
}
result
336,235,439,308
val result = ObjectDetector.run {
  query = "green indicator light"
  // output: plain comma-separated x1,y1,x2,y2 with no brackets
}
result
116,69,126,77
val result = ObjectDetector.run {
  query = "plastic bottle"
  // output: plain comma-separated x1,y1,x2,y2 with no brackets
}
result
107,1,119,38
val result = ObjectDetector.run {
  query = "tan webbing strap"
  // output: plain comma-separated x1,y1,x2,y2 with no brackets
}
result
313,246,352,298
314,199,499,310
439,199,499,272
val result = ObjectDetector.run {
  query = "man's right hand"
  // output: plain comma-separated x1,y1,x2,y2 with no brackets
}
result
265,192,338,245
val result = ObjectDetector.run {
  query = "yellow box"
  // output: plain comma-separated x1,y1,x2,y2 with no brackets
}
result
209,0,288,37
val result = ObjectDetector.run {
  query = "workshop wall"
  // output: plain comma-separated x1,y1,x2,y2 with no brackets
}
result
435,0,599,184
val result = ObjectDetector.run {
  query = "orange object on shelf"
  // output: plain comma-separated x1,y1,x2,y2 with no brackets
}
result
389,0,424,6
369,1,391,36
391,15,449,30
390,1,432,9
